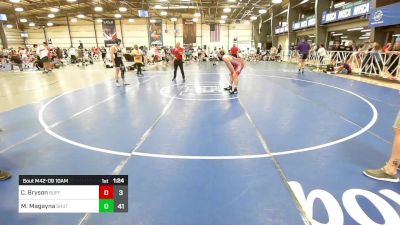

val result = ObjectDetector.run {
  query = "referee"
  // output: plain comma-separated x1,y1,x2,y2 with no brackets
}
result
171,42,185,82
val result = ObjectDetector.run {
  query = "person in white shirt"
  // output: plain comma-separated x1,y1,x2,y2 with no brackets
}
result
68,47,77,63
36,42,51,73
317,44,327,64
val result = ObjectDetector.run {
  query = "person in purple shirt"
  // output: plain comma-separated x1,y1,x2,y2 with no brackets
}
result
296,39,311,74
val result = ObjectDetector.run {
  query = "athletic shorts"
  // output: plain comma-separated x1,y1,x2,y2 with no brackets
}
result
394,111,400,129
41,57,49,63
224,55,244,75
300,53,308,60
114,59,123,68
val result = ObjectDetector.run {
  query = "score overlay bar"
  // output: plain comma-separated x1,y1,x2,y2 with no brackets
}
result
19,175,128,213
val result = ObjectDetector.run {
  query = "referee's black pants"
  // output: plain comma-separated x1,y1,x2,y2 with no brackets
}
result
173,59,185,80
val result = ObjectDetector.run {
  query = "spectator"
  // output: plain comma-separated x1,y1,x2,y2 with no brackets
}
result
270,46,277,61
385,41,400,80
382,42,393,53
10,50,23,71
336,63,352,75
277,44,282,54
317,44,327,64
37,42,51,73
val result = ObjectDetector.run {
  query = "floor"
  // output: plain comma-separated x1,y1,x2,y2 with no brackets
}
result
0,61,399,225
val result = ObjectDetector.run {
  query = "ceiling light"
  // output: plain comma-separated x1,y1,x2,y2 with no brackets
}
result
250,16,257,20
361,29,371,32
194,12,201,17
77,14,85,18
128,18,135,22
6,24,13,28
334,2,346,8
362,33,371,36
160,0,168,2
272,0,282,3
219,20,225,24
114,14,122,18
50,8,60,13
228,0,236,2
48,14,55,18
9,0,21,3
47,22,54,26
223,8,231,13
154,5,162,9
20,18,27,23
359,36,370,40
347,27,363,31
341,36,348,38
171,17,177,22
15,7,24,12
221,15,228,19
161,11,167,16
244,20,250,25
259,9,267,14
96,19,103,23
332,33,343,36
67,0,77,2
193,18,198,22
299,0,309,4
119,7,127,12
29,22,35,27
150,19,156,23
71,18,77,22
94,6,103,12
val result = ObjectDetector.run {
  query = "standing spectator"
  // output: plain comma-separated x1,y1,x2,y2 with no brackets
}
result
363,112,400,182
385,41,400,80
69,46,77,64
132,45,143,76
230,44,240,58
296,39,311,74
270,46,277,61
277,44,282,54
36,42,51,73
77,44,84,66
101,47,107,63
317,44,327,64
171,42,185,82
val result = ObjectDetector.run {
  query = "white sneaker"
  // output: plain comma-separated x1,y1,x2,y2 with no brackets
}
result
116,82,121,87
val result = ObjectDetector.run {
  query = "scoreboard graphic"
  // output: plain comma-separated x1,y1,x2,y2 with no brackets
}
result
18,175,128,213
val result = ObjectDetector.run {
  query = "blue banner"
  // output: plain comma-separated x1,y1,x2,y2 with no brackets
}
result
321,1,370,24
369,2,400,28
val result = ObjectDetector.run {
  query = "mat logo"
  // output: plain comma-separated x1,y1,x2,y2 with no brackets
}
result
289,181,400,225
181,85,223,96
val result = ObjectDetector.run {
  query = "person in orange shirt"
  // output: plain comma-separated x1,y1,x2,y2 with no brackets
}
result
132,45,144,76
